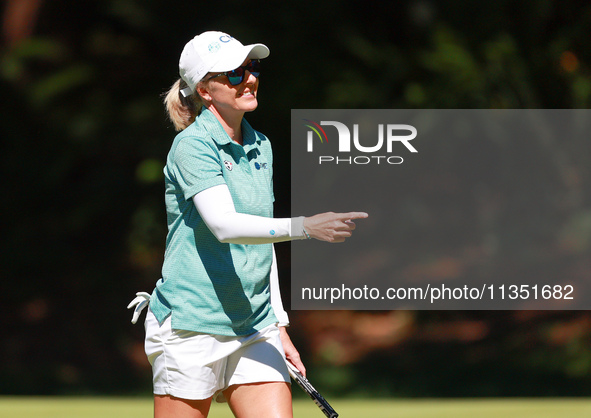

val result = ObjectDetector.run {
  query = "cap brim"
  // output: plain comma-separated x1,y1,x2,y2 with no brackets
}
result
210,43,270,73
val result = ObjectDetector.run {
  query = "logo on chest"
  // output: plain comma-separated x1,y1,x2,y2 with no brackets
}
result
254,162,268,170
224,160,233,171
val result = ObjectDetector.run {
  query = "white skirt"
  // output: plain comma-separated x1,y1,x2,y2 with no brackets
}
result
144,308,290,401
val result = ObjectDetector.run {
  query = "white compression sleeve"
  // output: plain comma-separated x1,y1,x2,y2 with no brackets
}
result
192,184,307,244
270,245,289,326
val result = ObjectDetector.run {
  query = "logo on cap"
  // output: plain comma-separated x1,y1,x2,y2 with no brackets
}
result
208,42,220,53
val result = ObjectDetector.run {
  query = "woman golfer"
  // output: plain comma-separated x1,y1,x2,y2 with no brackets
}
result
129,31,367,417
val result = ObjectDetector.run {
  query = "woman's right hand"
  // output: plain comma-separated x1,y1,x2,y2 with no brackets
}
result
303,212,368,243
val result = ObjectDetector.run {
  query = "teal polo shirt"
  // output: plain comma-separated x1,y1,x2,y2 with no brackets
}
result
150,108,277,336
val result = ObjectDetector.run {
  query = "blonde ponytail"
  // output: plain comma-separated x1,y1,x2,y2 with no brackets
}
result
163,79,204,131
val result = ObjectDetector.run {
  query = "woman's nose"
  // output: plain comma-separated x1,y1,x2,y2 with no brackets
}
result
244,70,258,83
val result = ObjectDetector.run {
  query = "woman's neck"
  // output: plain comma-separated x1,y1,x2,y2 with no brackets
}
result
208,106,244,145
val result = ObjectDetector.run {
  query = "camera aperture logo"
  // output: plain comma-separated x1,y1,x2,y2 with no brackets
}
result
303,119,417,165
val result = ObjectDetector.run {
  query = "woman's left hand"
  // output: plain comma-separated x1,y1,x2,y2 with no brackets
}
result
279,326,306,377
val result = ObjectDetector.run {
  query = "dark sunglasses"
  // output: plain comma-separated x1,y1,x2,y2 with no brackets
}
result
207,60,261,86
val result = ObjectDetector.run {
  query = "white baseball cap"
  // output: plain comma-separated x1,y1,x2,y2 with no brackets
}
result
179,31,270,97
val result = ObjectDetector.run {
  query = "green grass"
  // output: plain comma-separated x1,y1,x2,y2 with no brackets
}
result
1,397,590,417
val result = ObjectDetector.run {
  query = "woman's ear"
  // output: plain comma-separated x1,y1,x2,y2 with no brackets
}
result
197,85,212,102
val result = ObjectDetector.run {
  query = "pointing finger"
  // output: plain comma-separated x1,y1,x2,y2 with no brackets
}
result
341,212,368,220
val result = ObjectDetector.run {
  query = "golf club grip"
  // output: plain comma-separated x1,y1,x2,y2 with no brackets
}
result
286,362,339,418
